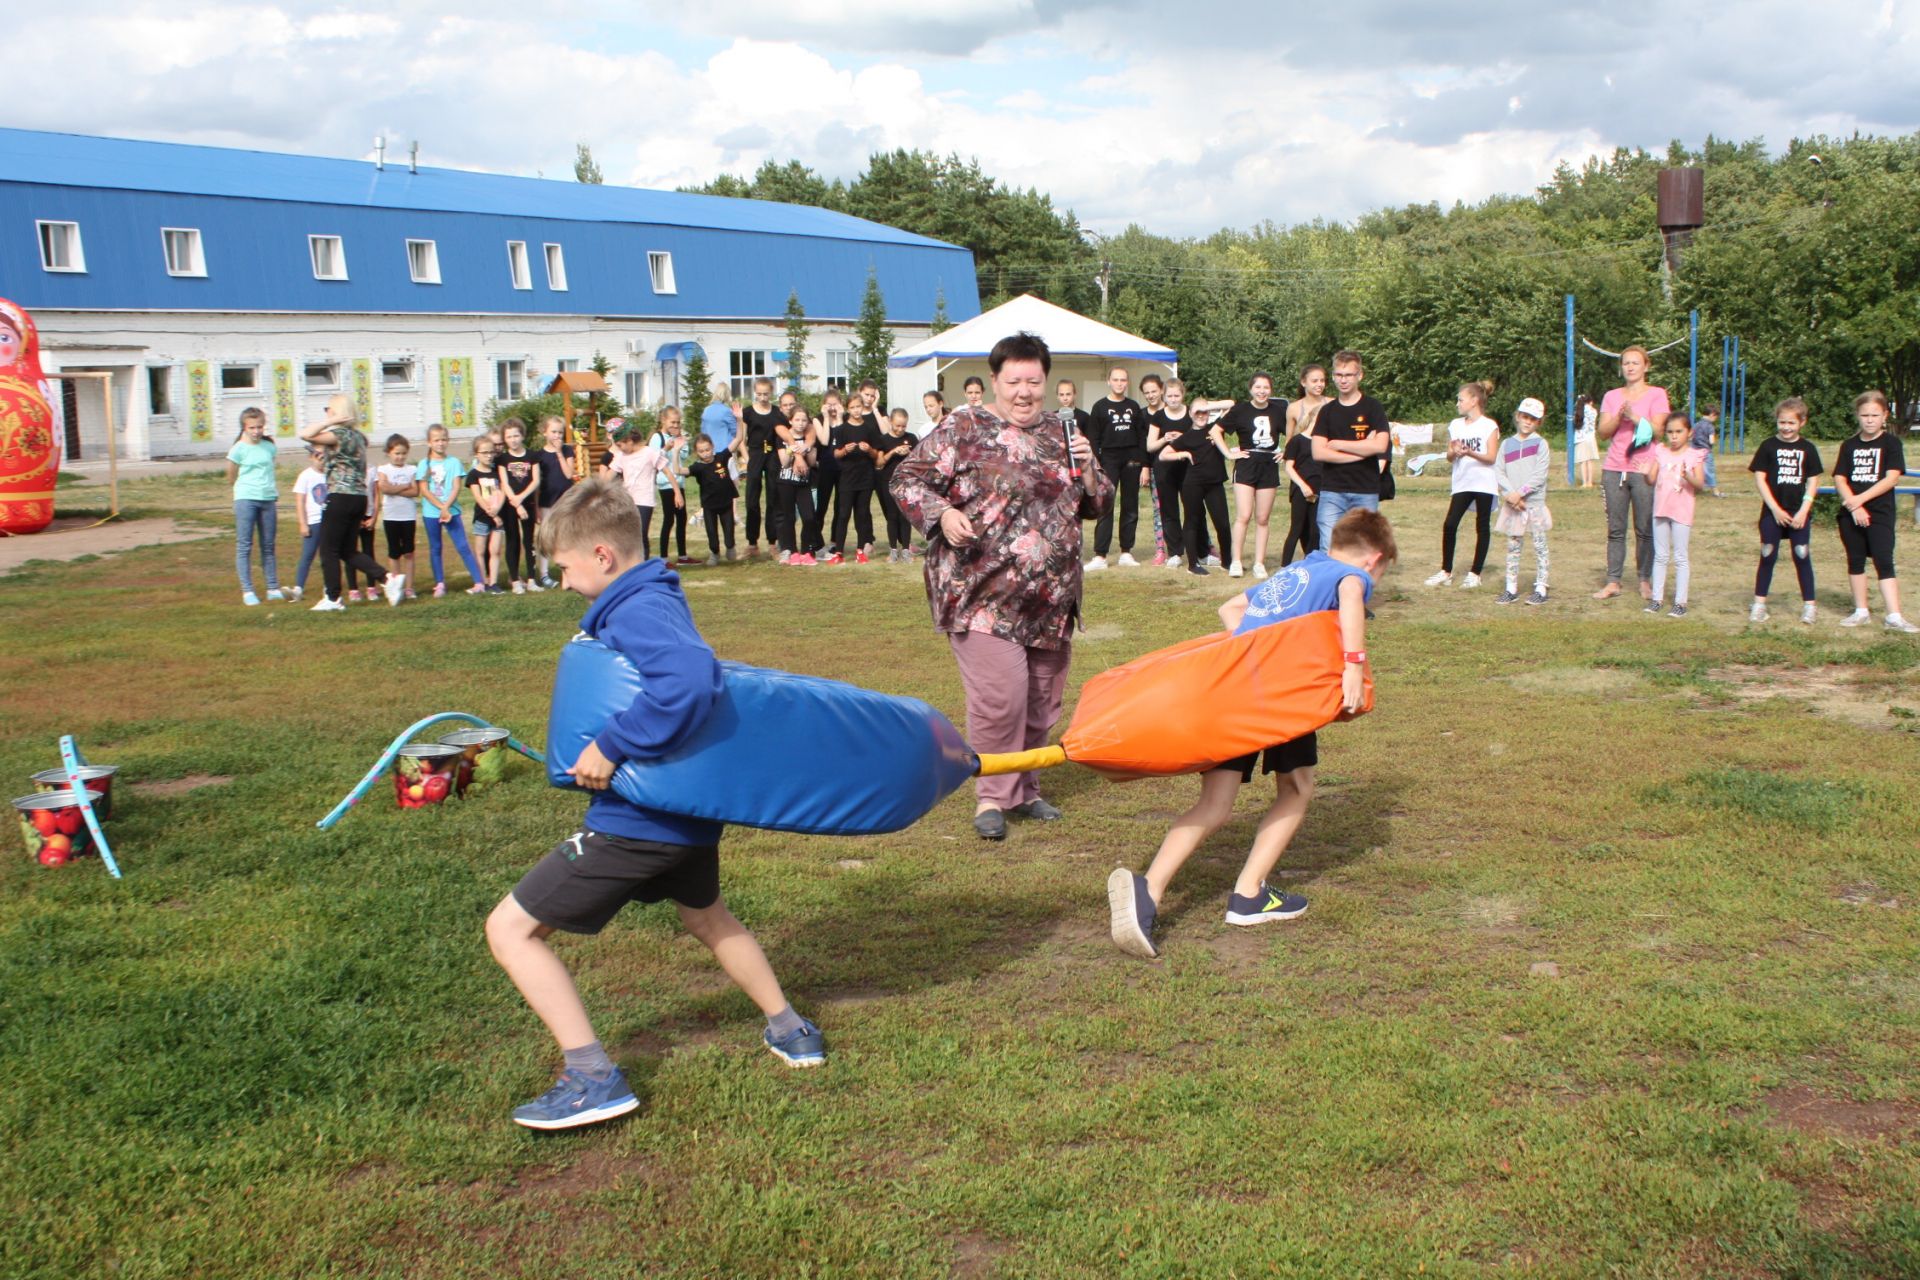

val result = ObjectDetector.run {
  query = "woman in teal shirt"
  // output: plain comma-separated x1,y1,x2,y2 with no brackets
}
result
225,407,284,605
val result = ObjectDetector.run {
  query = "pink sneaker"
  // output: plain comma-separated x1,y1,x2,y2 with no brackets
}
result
823,552,844,565
855,550,870,564
791,553,816,566
433,583,447,598
1152,551,1167,566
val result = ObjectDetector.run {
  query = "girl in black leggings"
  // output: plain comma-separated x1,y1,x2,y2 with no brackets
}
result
296,396,396,609
1169,388,1231,576
1280,430,1320,565
1426,382,1500,589
875,409,917,560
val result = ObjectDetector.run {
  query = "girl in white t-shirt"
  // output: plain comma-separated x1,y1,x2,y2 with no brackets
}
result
290,444,329,601
376,434,421,599
1425,381,1501,589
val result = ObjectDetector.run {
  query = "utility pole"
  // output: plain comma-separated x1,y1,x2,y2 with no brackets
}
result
1086,231,1112,320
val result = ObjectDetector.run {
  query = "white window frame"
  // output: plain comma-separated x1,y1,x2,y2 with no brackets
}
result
495,358,527,401
147,365,175,418
309,234,347,281
728,350,773,401
303,361,342,392
220,364,261,392
37,220,85,273
624,370,647,409
556,358,581,374
824,349,852,392
160,227,206,278
648,251,676,295
380,358,417,389
406,239,441,285
506,241,531,290
543,243,568,291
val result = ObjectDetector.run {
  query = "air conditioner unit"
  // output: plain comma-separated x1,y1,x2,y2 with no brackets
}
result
626,338,648,357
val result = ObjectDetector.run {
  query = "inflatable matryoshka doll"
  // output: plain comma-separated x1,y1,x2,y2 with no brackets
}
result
0,298,59,534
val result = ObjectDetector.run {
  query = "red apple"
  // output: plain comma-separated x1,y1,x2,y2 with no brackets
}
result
422,775,450,802
30,810,57,836
53,809,83,836
38,845,69,866
43,834,72,857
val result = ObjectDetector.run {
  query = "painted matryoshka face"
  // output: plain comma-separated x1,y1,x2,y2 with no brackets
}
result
0,319,21,368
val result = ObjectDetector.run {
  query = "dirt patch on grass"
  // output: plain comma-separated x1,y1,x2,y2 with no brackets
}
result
1505,666,1649,697
130,773,234,798
1708,664,1920,731
949,1230,1011,1278
1760,1085,1920,1142
0,517,218,575
504,1150,663,1201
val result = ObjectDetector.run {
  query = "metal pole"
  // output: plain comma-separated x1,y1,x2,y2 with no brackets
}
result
1687,309,1698,422
1720,335,1731,451
1565,294,1577,485
1729,336,1741,453
1737,358,1748,453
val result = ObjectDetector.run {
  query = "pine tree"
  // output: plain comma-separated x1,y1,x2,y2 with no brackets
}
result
783,291,812,391
682,348,714,423
574,144,603,185
930,287,951,334
850,268,894,392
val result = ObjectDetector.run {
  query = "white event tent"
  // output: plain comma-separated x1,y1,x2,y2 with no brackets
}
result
887,294,1177,415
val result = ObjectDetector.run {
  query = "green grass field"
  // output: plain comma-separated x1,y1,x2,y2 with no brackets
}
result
4,463,1918,1278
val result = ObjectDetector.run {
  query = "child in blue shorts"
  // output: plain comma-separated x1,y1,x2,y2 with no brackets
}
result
485,479,824,1130
1107,508,1397,959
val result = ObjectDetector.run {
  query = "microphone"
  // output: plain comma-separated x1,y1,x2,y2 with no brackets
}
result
1062,410,1081,481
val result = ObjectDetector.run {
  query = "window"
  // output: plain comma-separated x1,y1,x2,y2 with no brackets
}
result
161,228,205,277
728,350,772,400
37,221,84,272
309,235,347,280
624,370,647,408
556,358,580,374
544,243,568,291
825,349,852,392
406,239,440,284
221,364,260,392
495,359,526,401
648,251,676,294
506,241,531,290
147,366,174,417
304,361,341,390
381,359,416,388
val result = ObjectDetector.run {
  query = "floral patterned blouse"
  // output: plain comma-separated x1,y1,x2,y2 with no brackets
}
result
890,405,1114,651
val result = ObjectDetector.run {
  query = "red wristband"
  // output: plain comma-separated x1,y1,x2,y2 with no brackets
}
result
1343,650,1368,664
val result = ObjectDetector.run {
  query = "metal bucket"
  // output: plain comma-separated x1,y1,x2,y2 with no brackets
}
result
439,727,511,795
32,764,117,820
393,743,463,809
13,789,97,864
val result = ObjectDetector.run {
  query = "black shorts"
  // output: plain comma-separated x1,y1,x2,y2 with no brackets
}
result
1234,454,1282,490
511,830,721,934
383,520,416,557
1838,511,1897,579
1218,732,1317,781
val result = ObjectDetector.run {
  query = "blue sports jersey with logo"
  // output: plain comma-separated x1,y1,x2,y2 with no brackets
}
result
1235,551,1373,633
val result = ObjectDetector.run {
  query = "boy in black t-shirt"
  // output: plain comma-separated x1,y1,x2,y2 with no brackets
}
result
1309,351,1391,551
1088,367,1148,569
1834,390,1917,631
1747,397,1823,624
686,434,739,564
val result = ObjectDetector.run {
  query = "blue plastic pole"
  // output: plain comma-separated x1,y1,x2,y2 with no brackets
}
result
1719,335,1731,451
316,712,545,830
58,734,120,879
1687,310,1698,421
1737,358,1749,453
1564,294,1577,485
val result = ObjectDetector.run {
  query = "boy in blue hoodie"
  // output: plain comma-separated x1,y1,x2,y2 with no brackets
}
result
485,479,825,1130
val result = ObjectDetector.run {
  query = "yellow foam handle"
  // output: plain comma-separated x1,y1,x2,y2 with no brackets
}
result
973,745,1069,776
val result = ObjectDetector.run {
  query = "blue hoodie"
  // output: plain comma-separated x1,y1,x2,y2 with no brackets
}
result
578,559,725,846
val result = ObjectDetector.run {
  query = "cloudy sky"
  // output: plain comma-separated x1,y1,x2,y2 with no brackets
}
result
10,0,1918,236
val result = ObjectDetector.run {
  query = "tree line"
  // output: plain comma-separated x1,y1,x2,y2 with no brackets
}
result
678,136,1920,439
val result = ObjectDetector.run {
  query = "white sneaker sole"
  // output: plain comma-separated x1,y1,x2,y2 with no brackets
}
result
512,1092,640,1130
766,1043,827,1069
1106,867,1158,959
1224,901,1309,926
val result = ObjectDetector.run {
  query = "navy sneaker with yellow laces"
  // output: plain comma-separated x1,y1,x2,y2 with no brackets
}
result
511,1067,639,1130
764,1017,827,1068
1224,884,1309,927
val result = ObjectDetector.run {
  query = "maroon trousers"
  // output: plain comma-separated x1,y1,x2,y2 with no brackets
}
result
948,631,1072,810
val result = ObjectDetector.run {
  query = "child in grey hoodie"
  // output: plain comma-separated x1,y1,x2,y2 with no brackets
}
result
1494,397,1553,605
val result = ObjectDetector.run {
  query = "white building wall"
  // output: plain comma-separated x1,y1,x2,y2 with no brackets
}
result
33,311,926,461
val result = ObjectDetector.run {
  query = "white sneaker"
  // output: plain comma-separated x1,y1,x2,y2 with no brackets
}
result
709,554,723,566
512,581,526,595
289,585,303,601
1117,552,1140,567
1424,571,1453,587
265,589,286,602
1253,562,1268,579
1228,561,1244,578
1800,602,1817,625
1887,614,1920,634
1461,573,1482,590
1749,602,1769,623
384,575,406,607
311,597,346,612
242,591,261,607
526,580,545,593
1086,556,1108,571
1840,609,1871,628
1206,555,1222,568
1166,555,1182,569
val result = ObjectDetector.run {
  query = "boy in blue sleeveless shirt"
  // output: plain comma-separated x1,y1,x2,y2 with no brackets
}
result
1108,509,1397,959
484,479,824,1130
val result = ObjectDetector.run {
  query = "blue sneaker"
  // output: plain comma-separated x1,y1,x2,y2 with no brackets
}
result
764,1018,827,1068
1106,867,1159,959
510,1067,639,1130
1224,884,1308,927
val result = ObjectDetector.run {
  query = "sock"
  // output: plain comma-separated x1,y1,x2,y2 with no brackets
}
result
766,1005,806,1039
562,1040,615,1079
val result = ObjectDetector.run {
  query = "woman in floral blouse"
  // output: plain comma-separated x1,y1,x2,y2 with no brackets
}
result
891,332,1112,840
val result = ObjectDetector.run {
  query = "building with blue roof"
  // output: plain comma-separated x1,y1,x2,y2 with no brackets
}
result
0,128,980,458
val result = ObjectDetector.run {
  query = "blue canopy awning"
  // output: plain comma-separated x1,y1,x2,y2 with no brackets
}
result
654,341,704,363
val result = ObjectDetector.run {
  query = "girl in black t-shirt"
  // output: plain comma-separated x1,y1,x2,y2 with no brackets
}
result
876,408,918,560
1747,397,1823,624
1146,394,1192,567
828,399,882,563
533,416,576,588
1835,390,1917,631
1281,429,1322,565
814,390,844,539
1169,384,1232,577
498,419,542,593
775,405,823,564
